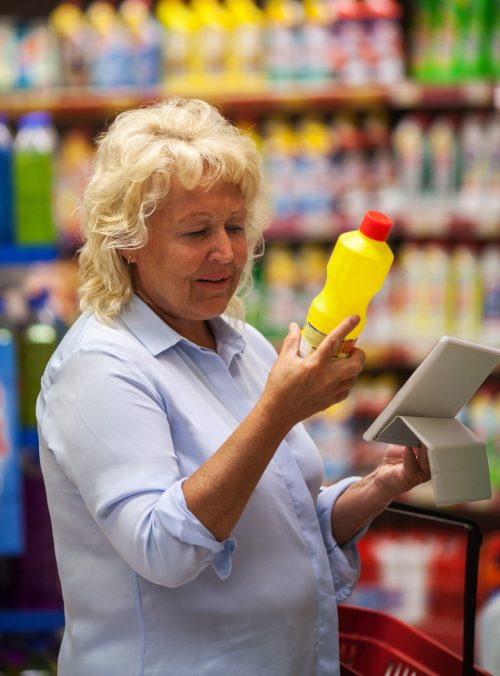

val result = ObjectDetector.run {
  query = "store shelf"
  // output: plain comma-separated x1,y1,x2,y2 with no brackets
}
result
388,80,497,109
0,81,497,120
0,609,64,634
0,245,59,265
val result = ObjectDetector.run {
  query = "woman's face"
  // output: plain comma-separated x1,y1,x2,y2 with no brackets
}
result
131,180,248,341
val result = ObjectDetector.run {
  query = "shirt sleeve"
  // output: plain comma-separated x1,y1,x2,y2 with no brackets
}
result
39,347,237,587
316,477,369,602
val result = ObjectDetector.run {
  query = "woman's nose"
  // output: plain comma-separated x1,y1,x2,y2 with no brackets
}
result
207,230,234,263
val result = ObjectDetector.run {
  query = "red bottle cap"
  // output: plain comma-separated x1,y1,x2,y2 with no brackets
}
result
359,210,393,241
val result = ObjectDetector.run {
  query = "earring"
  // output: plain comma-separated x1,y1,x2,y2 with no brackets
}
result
127,255,133,265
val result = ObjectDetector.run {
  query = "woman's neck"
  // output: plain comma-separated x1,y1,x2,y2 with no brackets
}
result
135,291,217,351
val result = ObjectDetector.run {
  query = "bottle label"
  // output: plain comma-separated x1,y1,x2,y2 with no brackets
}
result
299,321,356,359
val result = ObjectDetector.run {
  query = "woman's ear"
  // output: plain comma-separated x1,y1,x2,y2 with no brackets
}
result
119,249,136,265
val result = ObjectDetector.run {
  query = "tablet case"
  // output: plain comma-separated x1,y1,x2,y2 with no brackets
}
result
363,336,500,506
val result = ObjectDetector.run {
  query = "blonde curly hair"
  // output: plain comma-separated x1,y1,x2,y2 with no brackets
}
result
79,97,268,323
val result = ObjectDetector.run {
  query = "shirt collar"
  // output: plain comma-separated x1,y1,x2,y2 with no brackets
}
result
119,294,246,363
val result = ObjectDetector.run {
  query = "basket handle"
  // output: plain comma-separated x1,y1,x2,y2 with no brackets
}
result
386,500,482,676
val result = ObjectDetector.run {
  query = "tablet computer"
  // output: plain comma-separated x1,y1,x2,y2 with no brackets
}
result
363,336,500,445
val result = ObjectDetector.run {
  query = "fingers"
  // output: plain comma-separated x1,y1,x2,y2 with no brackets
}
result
280,322,301,358
314,315,360,361
402,446,431,483
414,444,431,478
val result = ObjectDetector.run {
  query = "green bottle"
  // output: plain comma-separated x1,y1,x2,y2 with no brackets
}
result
19,290,58,429
14,111,57,245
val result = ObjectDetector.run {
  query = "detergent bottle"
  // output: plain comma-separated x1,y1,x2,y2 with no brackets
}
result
299,210,394,358
156,0,198,88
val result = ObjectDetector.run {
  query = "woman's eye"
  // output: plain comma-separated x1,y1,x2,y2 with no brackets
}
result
226,225,245,234
186,228,209,238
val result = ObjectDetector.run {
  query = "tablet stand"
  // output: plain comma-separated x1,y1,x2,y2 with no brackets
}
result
374,415,491,506
363,336,500,506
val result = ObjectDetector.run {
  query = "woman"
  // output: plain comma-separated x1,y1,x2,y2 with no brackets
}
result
37,98,430,675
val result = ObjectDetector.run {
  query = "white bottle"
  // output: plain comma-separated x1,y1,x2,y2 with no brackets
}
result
478,591,500,675
481,246,500,348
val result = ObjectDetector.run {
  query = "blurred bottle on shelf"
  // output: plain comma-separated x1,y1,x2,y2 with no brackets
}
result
335,111,371,223
262,117,298,234
391,114,429,234
481,246,500,349
424,115,458,235
493,4,500,80
419,244,451,341
13,111,57,246
0,114,14,245
363,111,397,214
261,244,297,340
16,18,60,89
333,0,370,85
478,589,500,676
120,0,164,87
50,1,91,87
190,0,234,89
409,0,495,84
294,116,332,236
304,398,355,481
394,243,424,348
54,127,94,248
295,243,328,321
225,0,265,90
156,0,198,88
449,245,481,340
86,0,133,88
455,113,487,227
482,113,500,238
264,0,303,87
0,295,23,556
467,387,500,493
364,0,404,84
19,290,59,429
298,0,332,86
0,18,18,91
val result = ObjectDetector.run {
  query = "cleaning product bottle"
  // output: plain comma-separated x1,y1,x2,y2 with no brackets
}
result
263,0,303,88
19,289,58,429
225,0,265,91
86,0,133,88
299,0,331,87
0,295,22,555
299,210,394,358
190,0,234,90
13,111,57,246
119,0,164,87
49,1,91,87
0,114,13,245
156,0,198,89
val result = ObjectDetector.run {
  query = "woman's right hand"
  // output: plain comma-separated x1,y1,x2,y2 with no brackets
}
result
183,315,365,541
261,315,366,430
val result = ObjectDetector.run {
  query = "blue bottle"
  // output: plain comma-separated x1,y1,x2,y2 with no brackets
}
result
0,297,23,555
0,114,14,245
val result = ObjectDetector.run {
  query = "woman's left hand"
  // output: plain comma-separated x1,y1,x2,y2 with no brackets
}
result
331,444,431,546
375,444,431,498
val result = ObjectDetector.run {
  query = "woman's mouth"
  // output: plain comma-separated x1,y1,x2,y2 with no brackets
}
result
195,275,231,290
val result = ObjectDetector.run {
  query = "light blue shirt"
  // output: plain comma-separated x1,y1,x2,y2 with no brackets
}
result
37,294,363,676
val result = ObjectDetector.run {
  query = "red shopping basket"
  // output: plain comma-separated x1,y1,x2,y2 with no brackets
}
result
338,501,491,676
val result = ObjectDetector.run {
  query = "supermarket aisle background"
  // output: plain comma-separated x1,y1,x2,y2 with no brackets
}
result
0,0,499,672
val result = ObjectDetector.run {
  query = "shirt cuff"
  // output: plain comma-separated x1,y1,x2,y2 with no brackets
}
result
159,479,237,580
317,477,369,602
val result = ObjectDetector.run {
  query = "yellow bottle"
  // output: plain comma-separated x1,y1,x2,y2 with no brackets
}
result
299,210,394,358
